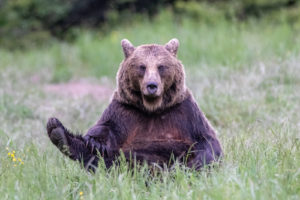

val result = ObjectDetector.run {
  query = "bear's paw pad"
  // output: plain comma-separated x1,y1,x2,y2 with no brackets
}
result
47,117,63,134
47,118,70,154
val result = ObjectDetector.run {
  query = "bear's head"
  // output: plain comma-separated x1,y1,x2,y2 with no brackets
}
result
115,39,188,113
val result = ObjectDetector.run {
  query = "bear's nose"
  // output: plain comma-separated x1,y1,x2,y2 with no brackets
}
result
146,82,158,95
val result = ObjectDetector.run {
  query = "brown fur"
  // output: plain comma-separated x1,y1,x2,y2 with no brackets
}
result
46,39,223,171
115,39,186,112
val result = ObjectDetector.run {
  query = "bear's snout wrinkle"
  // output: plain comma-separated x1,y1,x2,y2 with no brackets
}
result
146,82,158,95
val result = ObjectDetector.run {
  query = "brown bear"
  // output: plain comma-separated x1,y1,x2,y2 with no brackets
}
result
46,39,223,171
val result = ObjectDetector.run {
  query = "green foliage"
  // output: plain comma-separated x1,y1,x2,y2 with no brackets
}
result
0,0,299,48
1,10,299,82
174,0,300,22
0,0,71,48
174,1,226,23
0,0,172,48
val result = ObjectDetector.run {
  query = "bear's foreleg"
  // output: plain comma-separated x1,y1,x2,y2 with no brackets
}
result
46,117,99,171
187,140,222,170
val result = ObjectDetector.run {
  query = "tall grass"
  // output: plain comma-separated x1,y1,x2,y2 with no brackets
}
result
0,11,300,199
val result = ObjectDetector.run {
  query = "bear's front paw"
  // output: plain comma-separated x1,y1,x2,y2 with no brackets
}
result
47,117,64,135
46,118,69,154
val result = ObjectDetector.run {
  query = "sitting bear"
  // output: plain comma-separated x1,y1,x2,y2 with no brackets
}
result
46,39,223,171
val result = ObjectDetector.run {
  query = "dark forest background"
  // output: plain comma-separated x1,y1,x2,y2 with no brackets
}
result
0,0,299,48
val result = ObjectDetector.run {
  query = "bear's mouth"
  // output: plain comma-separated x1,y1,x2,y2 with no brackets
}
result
143,94,161,103
144,95,158,101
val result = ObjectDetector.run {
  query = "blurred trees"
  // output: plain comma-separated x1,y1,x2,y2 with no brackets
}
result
0,0,299,48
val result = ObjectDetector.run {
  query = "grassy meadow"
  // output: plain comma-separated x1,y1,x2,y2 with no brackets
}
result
0,11,300,199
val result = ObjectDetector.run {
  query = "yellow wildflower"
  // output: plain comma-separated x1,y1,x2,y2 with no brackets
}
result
7,149,24,165
79,191,83,196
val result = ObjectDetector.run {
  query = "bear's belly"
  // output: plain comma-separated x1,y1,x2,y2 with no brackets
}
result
120,127,194,164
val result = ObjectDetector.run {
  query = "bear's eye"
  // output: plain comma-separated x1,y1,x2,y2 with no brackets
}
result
158,65,165,73
139,65,146,72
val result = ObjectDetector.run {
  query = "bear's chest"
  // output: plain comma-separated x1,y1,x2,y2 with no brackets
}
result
120,115,193,163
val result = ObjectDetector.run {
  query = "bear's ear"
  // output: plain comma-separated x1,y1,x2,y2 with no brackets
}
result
165,38,179,57
121,39,135,59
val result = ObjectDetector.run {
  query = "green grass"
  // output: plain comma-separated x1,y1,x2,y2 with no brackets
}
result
0,11,300,199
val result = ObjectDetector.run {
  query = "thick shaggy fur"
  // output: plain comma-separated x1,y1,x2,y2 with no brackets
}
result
46,39,223,171
115,40,186,113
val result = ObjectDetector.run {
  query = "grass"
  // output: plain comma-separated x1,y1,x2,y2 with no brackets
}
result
0,11,300,199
